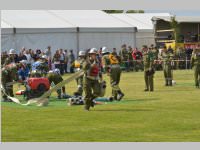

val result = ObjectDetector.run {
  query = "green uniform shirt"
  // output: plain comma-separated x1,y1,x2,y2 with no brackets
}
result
47,73,63,85
191,51,200,67
143,51,154,71
161,51,174,66
119,48,129,61
102,54,110,73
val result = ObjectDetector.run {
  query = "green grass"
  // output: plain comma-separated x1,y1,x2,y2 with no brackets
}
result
1,70,200,142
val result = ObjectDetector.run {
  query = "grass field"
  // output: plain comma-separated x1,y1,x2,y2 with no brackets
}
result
1,70,200,142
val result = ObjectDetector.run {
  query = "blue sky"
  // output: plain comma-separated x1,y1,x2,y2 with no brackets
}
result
145,10,200,16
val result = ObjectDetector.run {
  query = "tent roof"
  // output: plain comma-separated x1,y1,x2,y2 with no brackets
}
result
1,10,136,33
152,16,200,23
1,10,75,28
49,10,134,28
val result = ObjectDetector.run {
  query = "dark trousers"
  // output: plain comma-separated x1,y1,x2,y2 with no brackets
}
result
55,64,61,72
64,63,68,73
60,64,64,75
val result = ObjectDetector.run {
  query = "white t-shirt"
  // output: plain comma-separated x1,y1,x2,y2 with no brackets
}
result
24,54,33,64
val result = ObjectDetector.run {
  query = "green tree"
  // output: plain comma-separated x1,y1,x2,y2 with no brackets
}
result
103,10,123,13
126,10,144,13
103,10,144,14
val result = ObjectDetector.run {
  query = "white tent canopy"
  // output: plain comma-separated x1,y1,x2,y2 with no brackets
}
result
1,10,137,54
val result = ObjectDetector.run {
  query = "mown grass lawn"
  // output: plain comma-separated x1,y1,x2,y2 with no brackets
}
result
1,70,200,142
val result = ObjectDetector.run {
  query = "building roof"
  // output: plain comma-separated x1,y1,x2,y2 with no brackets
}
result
152,16,200,23
111,13,170,31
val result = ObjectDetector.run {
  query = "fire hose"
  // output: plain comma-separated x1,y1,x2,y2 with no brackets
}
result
1,70,84,106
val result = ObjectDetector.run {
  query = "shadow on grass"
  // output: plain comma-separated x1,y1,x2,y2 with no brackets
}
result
123,98,160,102
93,108,153,112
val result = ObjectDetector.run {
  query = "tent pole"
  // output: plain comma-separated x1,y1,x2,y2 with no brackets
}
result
133,27,137,48
76,27,80,57
198,24,200,42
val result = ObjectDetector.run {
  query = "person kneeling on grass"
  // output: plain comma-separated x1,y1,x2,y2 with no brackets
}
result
47,68,68,99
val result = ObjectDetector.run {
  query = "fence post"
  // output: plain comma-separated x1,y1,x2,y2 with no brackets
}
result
185,56,188,69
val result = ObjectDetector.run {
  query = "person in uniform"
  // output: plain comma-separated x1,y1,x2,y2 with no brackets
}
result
1,51,8,67
161,46,174,86
4,49,18,66
143,45,155,92
82,48,102,111
73,50,86,96
119,44,129,71
101,46,124,100
191,48,200,88
1,63,21,102
47,68,67,99
128,46,134,71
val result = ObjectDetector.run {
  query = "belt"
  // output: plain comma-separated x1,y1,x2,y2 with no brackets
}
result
110,64,120,68
84,74,99,80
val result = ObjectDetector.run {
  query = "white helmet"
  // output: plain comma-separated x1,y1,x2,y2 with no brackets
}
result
20,60,28,64
48,70,54,74
78,50,86,56
102,46,109,54
54,68,60,75
9,49,16,55
89,48,97,54
41,55,48,59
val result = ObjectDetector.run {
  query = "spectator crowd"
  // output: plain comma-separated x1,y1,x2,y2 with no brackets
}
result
1,44,195,78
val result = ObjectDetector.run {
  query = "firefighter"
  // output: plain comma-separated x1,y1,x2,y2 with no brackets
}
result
47,69,67,99
4,49,18,66
73,50,86,96
82,48,102,111
102,46,124,100
161,46,174,86
143,45,156,92
1,51,8,67
119,44,129,71
1,63,20,102
191,48,200,88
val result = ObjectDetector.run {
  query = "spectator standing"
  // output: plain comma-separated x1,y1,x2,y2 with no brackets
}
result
45,46,52,70
59,49,65,75
64,49,69,73
52,49,61,71
24,49,33,69
69,49,75,73
128,46,134,71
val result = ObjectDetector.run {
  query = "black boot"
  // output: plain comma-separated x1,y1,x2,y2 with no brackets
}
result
169,80,172,86
117,91,124,101
165,79,168,86
84,105,90,111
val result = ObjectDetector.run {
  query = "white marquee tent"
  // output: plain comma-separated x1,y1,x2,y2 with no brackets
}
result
1,10,137,55
111,13,170,49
